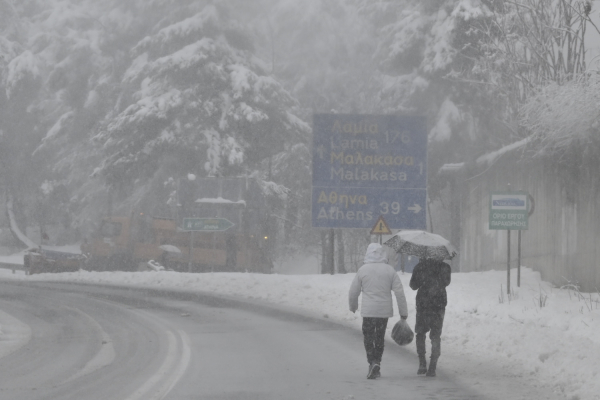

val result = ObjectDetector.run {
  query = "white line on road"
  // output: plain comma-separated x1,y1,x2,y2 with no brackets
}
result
123,309,191,400
153,330,191,399
0,308,32,360
64,295,192,399
124,329,191,400
61,307,116,384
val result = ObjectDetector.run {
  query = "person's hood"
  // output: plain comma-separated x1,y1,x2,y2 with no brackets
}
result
363,243,388,264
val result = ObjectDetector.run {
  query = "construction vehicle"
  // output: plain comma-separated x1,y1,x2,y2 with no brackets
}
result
81,177,272,273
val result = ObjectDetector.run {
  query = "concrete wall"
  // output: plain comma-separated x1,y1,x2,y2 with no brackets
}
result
455,154,600,291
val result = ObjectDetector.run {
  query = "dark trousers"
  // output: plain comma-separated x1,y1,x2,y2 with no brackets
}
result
362,317,388,365
415,308,445,359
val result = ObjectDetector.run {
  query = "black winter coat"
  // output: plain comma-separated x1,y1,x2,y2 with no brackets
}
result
409,259,451,311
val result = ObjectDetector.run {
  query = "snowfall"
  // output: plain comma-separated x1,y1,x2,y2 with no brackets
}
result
0,248,598,400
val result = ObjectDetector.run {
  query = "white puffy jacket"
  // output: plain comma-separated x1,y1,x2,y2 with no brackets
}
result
348,243,408,318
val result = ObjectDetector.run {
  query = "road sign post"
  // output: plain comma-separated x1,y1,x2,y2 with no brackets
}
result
517,193,535,287
182,218,235,272
188,231,193,272
489,191,531,293
311,114,427,230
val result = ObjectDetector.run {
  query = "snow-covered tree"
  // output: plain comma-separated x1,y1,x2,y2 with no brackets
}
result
454,0,597,134
1,1,313,231
2,0,128,230
0,0,42,229
83,3,309,215
343,0,496,200
348,0,598,197
519,72,600,196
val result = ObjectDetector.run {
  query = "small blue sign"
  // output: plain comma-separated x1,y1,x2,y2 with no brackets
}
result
312,114,427,229
492,198,525,208
492,199,525,207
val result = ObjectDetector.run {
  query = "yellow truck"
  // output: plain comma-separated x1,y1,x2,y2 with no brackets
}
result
82,177,272,273
81,214,270,273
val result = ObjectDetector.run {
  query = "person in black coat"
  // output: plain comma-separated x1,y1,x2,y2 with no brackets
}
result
409,257,451,377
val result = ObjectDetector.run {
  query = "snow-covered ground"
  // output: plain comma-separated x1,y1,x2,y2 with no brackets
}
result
0,256,598,400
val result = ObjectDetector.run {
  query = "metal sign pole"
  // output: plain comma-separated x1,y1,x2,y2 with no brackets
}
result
329,228,335,275
506,184,511,295
188,231,193,272
518,192,535,288
517,230,521,287
507,229,511,294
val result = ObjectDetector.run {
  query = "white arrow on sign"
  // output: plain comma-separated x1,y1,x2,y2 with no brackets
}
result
408,204,422,213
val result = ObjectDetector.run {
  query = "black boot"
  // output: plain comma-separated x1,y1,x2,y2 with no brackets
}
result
426,358,437,377
367,363,380,379
417,356,427,375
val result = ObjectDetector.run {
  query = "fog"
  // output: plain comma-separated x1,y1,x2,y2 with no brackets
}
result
1,2,600,398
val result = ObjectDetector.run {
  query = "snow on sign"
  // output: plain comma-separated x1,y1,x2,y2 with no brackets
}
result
312,114,427,229
489,192,529,230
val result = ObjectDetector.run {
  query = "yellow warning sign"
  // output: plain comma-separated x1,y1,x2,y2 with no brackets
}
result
370,216,392,235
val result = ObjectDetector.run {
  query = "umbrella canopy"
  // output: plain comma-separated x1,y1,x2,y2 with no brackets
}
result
159,244,182,254
383,230,457,260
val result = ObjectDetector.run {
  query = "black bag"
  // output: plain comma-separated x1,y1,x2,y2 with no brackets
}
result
391,319,414,346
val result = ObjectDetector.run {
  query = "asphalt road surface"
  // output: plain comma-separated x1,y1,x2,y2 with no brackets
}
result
0,281,487,400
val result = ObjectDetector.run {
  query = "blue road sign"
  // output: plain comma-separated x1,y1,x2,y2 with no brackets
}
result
312,114,427,229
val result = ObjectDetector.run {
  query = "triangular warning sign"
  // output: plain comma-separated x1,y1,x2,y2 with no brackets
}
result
370,215,392,235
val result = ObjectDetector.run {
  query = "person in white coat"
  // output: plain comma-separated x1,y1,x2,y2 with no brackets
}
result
349,243,409,379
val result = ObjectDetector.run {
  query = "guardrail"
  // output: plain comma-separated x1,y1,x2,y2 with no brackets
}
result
0,261,24,271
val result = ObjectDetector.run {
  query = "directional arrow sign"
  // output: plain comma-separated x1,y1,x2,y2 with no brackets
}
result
408,204,422,214
182,218,235,232
311,114,427,230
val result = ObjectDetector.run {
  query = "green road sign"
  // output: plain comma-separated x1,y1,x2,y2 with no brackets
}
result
182,218,235,232
489,192,529,230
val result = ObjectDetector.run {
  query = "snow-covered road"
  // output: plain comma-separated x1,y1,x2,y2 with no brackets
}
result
0,265,597,399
